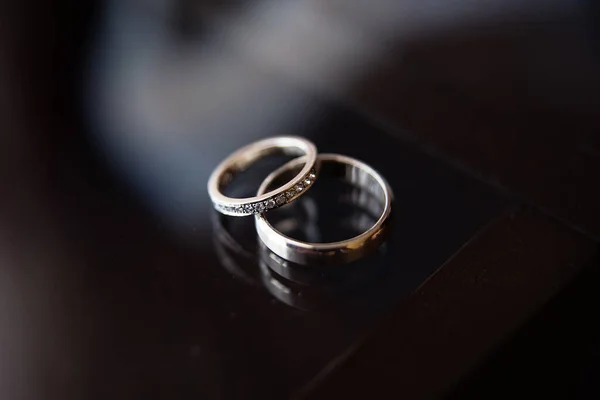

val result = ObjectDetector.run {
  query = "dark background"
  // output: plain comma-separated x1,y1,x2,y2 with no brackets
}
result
1,1,599,399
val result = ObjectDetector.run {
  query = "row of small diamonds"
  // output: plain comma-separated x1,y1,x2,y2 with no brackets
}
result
215,169,317,215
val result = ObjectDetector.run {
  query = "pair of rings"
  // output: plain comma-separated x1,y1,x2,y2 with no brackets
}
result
207,136,393,266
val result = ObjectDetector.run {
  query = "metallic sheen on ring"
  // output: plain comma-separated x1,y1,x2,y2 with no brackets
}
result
207,137,318,216
255,153,393,265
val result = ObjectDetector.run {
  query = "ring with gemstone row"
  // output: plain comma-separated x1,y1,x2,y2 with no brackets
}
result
255,153,393,266
208,136,318,216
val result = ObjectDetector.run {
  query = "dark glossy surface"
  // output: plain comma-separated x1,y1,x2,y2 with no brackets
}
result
2,101,505,399
308,208,598,399
82,107,505,399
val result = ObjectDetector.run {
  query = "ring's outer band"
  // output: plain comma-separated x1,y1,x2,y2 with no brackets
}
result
207,136,318,217
255,153,393,266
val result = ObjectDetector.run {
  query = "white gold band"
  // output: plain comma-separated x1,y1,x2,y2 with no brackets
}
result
207,136,318,217
255,153,393,266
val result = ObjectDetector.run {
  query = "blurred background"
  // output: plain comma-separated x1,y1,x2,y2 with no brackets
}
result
1,1,599,399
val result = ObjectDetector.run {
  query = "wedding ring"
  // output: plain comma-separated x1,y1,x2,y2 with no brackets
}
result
255,154,393,265
208,137,318,216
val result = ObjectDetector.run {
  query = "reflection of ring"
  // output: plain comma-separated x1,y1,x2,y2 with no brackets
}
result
258,239,386,286
256,154,393,266
207,137,318,216
211,211,259,285
259,261,315,311
258,250,390,312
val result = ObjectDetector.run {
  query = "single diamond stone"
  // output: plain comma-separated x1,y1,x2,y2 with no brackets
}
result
286,190,295,198
243,204,254,213
275,195,286,205
295,184,304,192
255,202,265,212
308,171,317,180
266,199,276,209
234,206,243,213
304,178,312,186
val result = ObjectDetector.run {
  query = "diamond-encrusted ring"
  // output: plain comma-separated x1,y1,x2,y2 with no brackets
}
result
207,136,318,217
255,154,393,266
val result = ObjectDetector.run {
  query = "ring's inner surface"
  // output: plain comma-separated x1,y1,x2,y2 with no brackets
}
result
218,145,306,198
264,160,386,243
